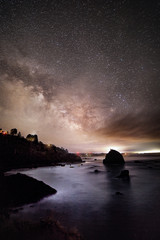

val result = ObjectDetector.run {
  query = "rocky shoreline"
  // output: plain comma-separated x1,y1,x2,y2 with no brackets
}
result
0,133,83,239
0,172,83,240
0,133,82,172
0,173,57,207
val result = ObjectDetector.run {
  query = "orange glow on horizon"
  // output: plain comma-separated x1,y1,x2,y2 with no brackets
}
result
133,149,160,154
105,145,124,153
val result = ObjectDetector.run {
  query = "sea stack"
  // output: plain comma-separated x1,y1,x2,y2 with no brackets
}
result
103,149,125,165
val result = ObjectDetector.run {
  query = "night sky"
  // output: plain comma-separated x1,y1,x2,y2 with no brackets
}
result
0,0,160,153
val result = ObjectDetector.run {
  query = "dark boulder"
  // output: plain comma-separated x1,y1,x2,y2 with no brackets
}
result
103,149,125,165
0,173,57,207
117,170,129,179
115,191,123,195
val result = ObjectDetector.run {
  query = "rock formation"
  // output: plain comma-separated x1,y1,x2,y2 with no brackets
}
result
0,173,57,207
103,149,125,165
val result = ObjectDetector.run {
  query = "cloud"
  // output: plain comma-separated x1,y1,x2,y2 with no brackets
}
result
1,76,160,152
95,112,160,142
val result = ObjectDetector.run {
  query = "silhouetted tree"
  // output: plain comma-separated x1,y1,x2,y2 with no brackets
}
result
26,134,38,143
18,132,21,137
10,128,17,135
52,145,57,152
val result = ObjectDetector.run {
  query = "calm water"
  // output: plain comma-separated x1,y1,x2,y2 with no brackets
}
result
10,157,160,240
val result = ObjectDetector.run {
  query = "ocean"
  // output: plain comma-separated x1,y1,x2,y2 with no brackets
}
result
9,156,160,240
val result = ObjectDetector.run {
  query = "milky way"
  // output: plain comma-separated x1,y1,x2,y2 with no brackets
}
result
0,0,160,152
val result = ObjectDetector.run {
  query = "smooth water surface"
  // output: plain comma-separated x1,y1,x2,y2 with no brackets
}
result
10,157,160,240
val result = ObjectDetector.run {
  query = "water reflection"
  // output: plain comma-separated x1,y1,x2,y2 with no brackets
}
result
98,165,132,240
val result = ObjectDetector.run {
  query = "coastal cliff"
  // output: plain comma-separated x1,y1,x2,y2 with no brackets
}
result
0,133,82,172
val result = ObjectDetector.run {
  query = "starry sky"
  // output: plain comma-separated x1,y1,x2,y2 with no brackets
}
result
0,0,160,153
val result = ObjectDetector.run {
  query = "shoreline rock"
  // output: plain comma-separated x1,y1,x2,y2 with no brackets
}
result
103,149,125,165
0,173,57,207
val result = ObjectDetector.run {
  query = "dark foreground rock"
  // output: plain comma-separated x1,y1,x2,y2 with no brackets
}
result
103,149,125,165
0,173,57,207
0,215,83,240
